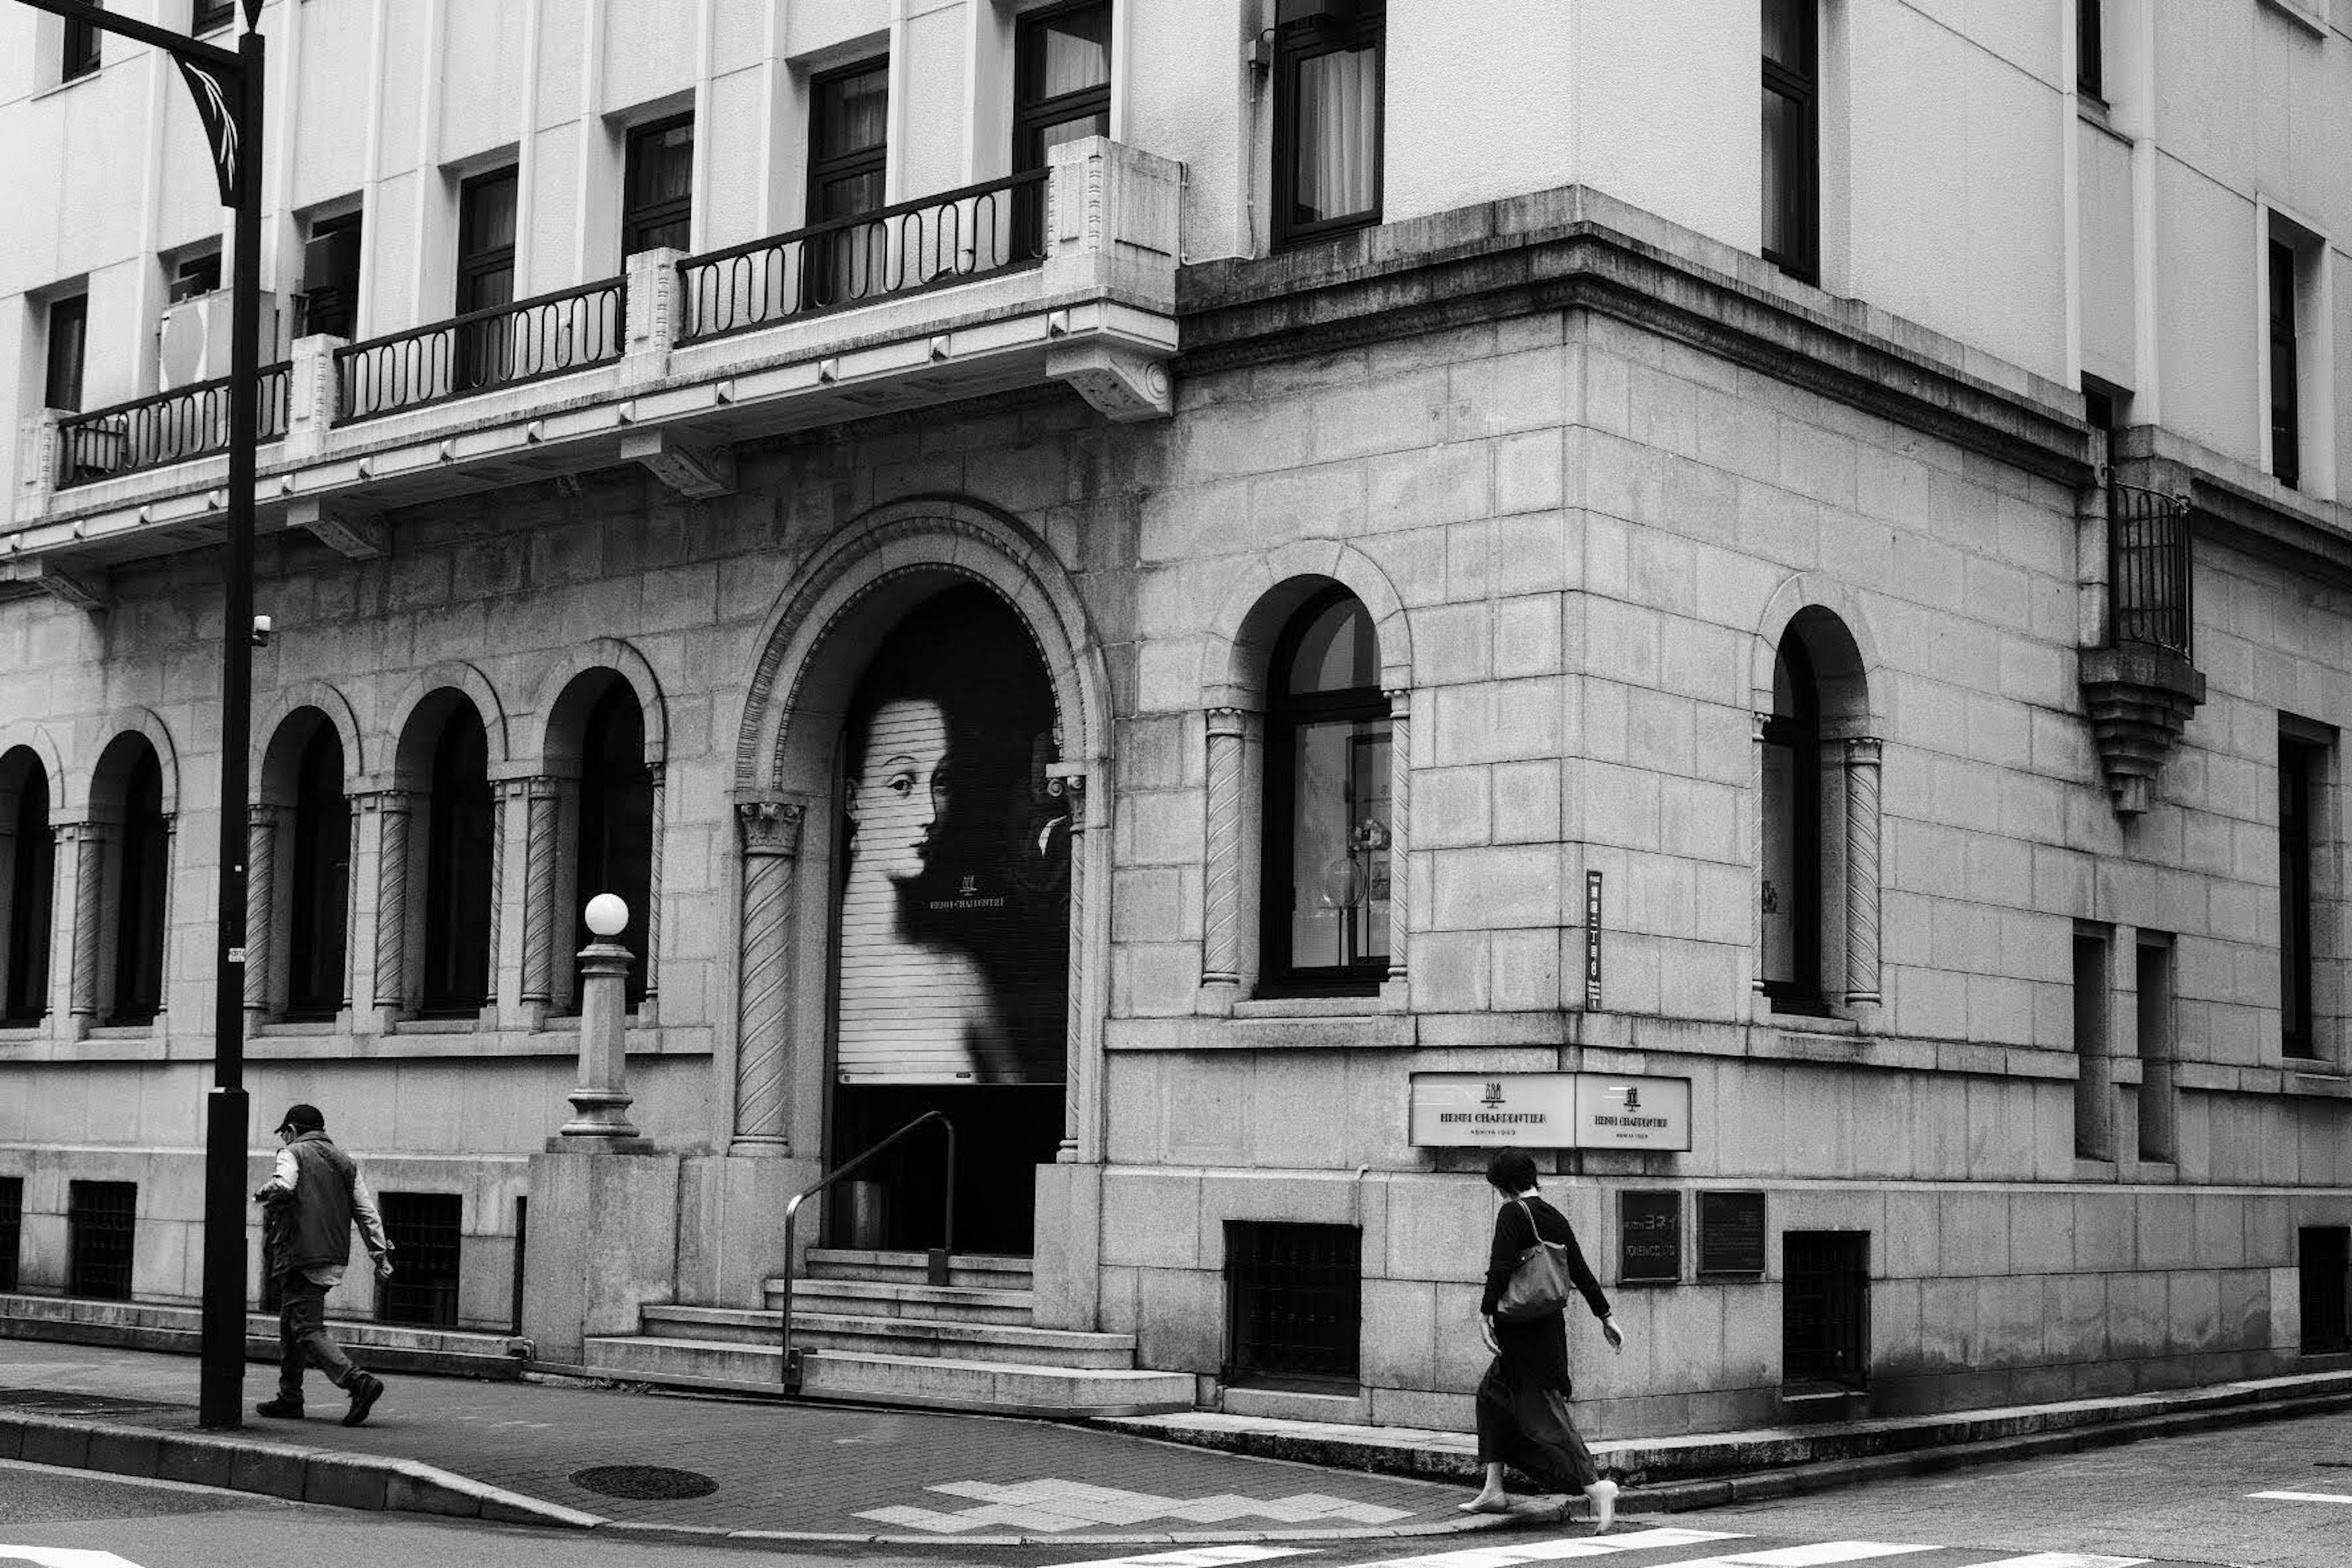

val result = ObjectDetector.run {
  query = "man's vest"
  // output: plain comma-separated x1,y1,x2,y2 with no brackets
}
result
284,1132,359,1272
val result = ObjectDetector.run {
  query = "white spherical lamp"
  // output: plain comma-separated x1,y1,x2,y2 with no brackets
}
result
584,894,630,939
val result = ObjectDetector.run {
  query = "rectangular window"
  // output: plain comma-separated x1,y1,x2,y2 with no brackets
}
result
2271,238,2301,491
44,295,88,413
806,59,891,306
63,3,100,80
2073,925,2114,1159
1762,0,1819,283
2302,1227,2350,1355
0,1176,21,1294
622,114,695,258
1014,1,1111,170
1782,1230,1868,1389
67,1180,137,1301
454,168,519,392
2135,934,2176,1163
2280,731,2322,1058
1225,1221,1360,1385
193,0,233,34
377,1191,462,1327
298,211,364,339
1273,2,1384,247
168,251,222,303
2076,0,2103,100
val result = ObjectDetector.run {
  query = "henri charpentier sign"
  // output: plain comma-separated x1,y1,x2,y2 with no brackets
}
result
1408,1072,1693,1151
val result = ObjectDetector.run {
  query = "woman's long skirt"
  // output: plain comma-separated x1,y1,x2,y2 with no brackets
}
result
1474,1310,1600,1493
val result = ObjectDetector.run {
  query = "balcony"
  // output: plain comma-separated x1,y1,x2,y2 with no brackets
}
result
5,138,1178,601
2078,477,2205,816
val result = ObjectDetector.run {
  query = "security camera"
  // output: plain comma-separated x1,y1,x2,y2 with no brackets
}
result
251,614,273,647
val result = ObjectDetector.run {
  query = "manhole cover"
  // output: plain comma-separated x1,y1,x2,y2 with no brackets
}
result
569,1465,718,1501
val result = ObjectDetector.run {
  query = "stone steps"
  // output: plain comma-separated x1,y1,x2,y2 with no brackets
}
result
578,1335,1193,1417
761,1277,1033,1324
638,1304,1137,1366
0,1291,528,1381
796,1248,1034,1290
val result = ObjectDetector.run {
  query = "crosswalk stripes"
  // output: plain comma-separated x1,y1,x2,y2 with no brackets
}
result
1037,1548,1316,1568
1033,1531,2157,1568
2248,1488,2352,1504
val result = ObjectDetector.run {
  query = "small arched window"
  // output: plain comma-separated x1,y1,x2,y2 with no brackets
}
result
1761,635,1825,1013
573,682,652,1008
285,725,350,1019
107,747,168,1025
421,704,492,1016
1262,587,1391,995
1,751,55,1025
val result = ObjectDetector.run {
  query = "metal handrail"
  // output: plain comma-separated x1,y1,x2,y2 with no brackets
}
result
2108,480,2195,659
776,1109,956,1393
56,361,292,488
331,275,626,422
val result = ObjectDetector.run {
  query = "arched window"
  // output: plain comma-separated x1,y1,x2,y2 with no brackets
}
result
1,751,55,1025
1262,588,1391,995
1760,636,1824,1013
573,682,652,1008
285,725,350,1019
421,704,492,1015
108,746,167,1025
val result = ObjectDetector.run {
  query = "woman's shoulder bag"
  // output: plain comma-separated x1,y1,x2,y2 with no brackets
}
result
1493,1198,1572,1322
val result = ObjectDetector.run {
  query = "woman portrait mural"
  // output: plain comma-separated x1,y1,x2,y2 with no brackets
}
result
829,585,1071,1250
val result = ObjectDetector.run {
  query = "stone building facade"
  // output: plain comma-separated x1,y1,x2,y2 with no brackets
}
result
1,0,2349,1434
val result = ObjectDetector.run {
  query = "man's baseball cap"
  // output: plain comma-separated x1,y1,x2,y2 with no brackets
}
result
273,1104,325,1136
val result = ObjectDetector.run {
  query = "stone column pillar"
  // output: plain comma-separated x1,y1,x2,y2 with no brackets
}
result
1054,769,1089,1161
244,804,285,1029
1844,737,1883,1012
1200,708,1245,990
66,821,110,1028
1384,687,1412,990
731,799,803,1155
371,792,413,1015
643,765,665,1017
519,777,564,1008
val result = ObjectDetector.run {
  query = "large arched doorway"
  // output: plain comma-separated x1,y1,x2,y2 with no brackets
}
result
829,584,1070,1255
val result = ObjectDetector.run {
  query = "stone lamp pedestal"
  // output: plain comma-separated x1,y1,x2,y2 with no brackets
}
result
560,939,641,1140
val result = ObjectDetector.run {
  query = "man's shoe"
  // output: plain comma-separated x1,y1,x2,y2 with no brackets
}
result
341,1372,384,1427
254,1396,304,1419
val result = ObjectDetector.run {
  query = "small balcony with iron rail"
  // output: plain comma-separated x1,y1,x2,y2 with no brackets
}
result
6,137,1180,605
2078,472,2205,816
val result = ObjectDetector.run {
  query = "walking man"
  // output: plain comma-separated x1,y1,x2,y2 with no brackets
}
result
252,1104,393,1425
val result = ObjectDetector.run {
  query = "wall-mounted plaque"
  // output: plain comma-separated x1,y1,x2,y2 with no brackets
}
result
1618,1189,1681,1286
1408,1072,1693,1150
1698,1190,1767,1276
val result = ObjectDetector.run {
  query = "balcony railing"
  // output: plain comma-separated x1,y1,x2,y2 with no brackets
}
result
334,277,627,422
677,170,1048,345
55,362,292,489
2109,480,2194,658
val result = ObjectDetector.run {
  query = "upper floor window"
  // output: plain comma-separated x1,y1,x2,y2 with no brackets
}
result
623,114,695,257
298,210,363,339
1273,1,1384,247
2076,0,2103,101
1014,1,1110,170
1762,0,1819,284
194,0,234,34
2271,238,2302,491
1262,588,1391,995
44,295,88,413
807,59,891,305
2278,725,2329,1060
62,3,100,80
454,169,518,390
1760,636,1824,1012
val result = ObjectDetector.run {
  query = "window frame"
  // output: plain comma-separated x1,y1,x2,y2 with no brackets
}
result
454,166,519,316
420,709,494,1018
2076,0,2103,101
806,57,891,226
284,725,350,1021
2279,729,2323,1060
193,0,235,36
44,294,88,414
2269,237,2302,492
621,112,696,260
2,764,55,1027
1760,0,1820,285
1270,2,1385,250
572,682,654,1012
62,6,100,81
105,748,168,1028
1761,636,1826,1016
1012,0,1112,173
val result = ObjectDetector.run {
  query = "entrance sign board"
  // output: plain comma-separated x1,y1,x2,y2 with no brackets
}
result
1618,1189,1681,1285
1698,1189,1768,1275
1407,1072,1693,1150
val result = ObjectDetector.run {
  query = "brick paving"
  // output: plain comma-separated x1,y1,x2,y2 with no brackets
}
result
0,1340,1478,1539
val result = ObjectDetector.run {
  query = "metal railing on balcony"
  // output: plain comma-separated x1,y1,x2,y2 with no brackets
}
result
677,170,1049,346
2108,481,2195,658
334,277,627,423
56,362,292,489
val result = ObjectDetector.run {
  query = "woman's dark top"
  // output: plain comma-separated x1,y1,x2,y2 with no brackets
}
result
1480,1194,1611,1321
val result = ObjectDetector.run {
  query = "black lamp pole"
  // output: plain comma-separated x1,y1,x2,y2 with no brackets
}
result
17,0,265,1431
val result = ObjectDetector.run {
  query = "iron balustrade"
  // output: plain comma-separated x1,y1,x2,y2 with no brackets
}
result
1224,1221,1362,1384
67,1180,137,1302
776,1110,956,1394
677,170,1048,345
334,277,626,422
2108,481,2195,658
377,1191,463,1328
56,362,292,489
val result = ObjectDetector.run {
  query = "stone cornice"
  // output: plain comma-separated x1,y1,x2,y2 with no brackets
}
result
2110,424,2352,588
1177,184,2096,488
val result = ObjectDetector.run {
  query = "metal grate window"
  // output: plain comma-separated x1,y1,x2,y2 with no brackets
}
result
2303,1227,2350,1356
0,1177,21,1293
68,1181,137,1301
1224,1221,1360,1385
1783,1229,1869,1389
2107,483,2193,660
377,1192,462,1327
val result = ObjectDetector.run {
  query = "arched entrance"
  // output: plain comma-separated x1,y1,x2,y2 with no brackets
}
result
731,498,1109,1259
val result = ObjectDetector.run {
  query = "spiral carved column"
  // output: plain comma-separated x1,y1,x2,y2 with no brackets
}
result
731,799,803,1154
1384,688,1411,986
519,777,564,1006
643,766,665,1010
372,793,412,1011
1056,771,1090,1161
244,805,284,1024
1844,737,1883,1008
1200,709,1245,989
67,823,107,1025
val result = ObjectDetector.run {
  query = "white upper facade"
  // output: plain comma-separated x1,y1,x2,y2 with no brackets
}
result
3,0,2348,516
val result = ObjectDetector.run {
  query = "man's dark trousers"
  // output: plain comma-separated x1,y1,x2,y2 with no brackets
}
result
276,1275,360,1401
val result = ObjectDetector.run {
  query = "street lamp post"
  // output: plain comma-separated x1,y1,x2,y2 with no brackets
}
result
15,0,266,1430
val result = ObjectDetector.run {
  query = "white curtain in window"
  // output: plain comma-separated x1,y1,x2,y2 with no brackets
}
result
1295,45,1378,225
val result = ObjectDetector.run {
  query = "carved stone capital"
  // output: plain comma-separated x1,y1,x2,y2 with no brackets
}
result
1045,342,1173,422
736,799,805,858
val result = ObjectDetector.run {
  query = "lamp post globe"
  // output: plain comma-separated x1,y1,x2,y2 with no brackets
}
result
584,893,629,938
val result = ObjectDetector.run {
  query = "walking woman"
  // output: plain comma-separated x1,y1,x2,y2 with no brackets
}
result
1462,1148,1624,1530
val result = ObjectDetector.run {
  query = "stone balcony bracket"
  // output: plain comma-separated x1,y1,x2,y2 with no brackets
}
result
2078,643,2207,817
